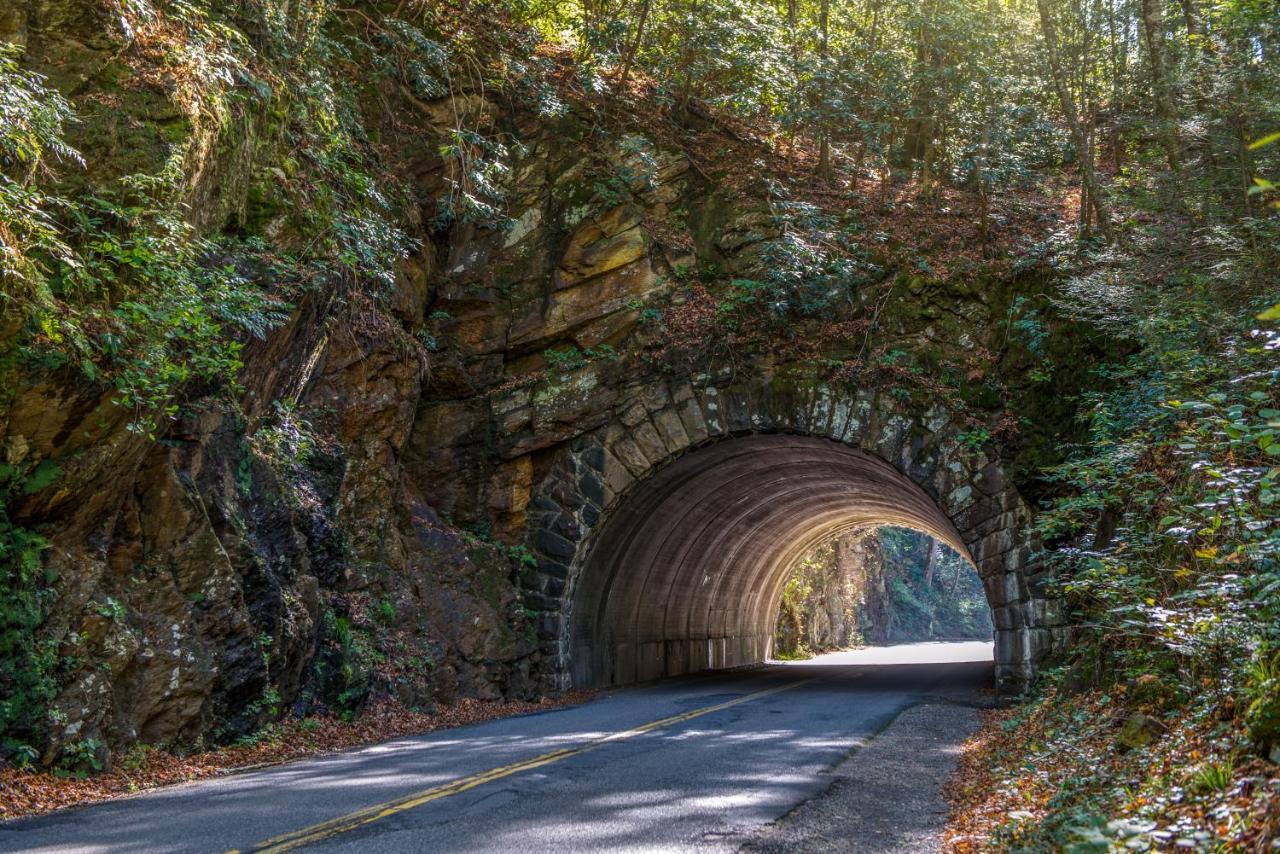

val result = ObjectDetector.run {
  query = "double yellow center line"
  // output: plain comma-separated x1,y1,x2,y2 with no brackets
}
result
233,678,811,853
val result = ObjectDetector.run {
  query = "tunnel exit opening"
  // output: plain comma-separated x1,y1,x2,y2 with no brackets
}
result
772,527,993,663
563,434,1000,689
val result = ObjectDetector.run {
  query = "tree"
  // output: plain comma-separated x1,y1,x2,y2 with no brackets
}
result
1036,0,1114,241
1139,0,1183,172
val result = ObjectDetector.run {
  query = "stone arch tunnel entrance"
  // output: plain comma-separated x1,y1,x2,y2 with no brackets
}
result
570,435,974,687
523,378,1067,696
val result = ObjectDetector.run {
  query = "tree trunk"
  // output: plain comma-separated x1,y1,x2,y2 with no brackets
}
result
1140,0,1183,172
816,0,833,180
1179,0,1204,41
1036,0,1114,241
923,539,940,588
614,0,650,95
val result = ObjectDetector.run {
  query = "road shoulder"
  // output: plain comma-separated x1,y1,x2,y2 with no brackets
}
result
741,701,982,853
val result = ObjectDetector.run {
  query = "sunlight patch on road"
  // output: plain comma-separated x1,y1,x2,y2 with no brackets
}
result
781,640,994,666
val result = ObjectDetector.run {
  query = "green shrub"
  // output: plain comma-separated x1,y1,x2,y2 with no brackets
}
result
0,464,58,760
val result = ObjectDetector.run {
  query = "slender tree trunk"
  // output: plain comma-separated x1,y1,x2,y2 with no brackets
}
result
1036,0,1114,241
1140,0,1183,172
614,0,651,94
788,0,799,63
784,0,799,165
923,540,940,588
1179,0,1204,41
817,0,833,180
1106,0,1124,170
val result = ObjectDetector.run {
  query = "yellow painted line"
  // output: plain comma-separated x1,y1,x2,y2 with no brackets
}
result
238,678,811,853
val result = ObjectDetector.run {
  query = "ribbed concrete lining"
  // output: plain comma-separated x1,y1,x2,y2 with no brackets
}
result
570,434,977,687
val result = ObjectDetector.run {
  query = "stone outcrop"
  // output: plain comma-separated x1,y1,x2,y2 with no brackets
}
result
1,6,1089,766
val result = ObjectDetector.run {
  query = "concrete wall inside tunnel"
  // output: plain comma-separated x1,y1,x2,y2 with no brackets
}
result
568,436,974,688
522,375,1069,696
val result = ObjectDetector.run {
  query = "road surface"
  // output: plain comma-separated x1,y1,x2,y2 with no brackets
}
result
1,643,992,853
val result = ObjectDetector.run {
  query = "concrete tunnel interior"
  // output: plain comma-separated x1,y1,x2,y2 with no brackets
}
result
568,434,991,688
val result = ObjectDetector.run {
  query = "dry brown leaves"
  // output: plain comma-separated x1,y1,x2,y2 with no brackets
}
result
0,692,593,822
942,706,1021,853
942,690,1280,852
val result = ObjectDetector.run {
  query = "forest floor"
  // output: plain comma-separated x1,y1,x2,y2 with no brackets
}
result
942,688,1280,851
0,692,593,821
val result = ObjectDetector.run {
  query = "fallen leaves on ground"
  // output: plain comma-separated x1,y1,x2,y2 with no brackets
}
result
942,688,1279,852
0,692,594,821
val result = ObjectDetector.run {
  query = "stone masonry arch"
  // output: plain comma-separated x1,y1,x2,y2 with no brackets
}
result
522,368,1066,696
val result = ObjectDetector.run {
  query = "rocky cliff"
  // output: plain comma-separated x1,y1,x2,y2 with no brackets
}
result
1,1,1103,768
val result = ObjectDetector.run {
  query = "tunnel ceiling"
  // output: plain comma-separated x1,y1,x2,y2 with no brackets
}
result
569,434,975,687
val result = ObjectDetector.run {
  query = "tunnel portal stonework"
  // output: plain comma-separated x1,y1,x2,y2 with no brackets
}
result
523,371,1068,696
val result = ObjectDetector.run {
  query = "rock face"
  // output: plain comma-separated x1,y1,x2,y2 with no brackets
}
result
776,536,866,656
0,6,1088,765
774,528,994,659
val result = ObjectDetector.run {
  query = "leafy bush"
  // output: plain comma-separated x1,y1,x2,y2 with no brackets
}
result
0,464,57,760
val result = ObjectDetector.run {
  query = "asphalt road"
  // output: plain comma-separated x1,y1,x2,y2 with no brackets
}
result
1,643,993,854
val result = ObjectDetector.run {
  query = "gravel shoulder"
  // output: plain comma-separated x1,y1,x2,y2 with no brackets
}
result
741,700,984,853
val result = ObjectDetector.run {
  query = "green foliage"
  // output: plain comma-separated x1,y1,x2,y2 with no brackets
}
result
372,597,397,627
775,527,989,656
757,196,878,318
252,401,318,469
1,0,440,437
542,344,619,374
0,464,57,761
0,43,82,293
1040,260,1279,754
1006,296,1048,357
316,607,385,714
879,527,992,642
503,544,539,570
56,737,104,779
956,428,991,450
1243,646,1280,750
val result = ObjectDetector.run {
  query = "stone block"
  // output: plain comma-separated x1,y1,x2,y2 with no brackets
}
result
678,398,708,444
521,591,558,612
945,484,976,513
485,457,533,514
538,559,571,581
577,441,606,472
723,390,754,432
557,206,645,286
550,513,584,542
810,384,836,436
993,604,1025,631
974,461,1008,496
544,575,565,598
600,448,634,497
698,390,726,435
1029,628,1054,661
619,400,649,428
978,527,1014,560
876,416,913,462
577,470,606,507
537,530,576,562
670,380,696,404
631,421,668,465
537,612,563,640
639,382,671,413
995,628,1026,664
610,436,651,477
829,397,853,443
653,407,690,453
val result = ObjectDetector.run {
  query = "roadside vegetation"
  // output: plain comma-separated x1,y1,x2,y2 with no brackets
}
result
2,0,1278,840
775,528,991,660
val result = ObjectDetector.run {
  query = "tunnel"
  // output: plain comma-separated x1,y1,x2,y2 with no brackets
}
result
567,434,985,688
